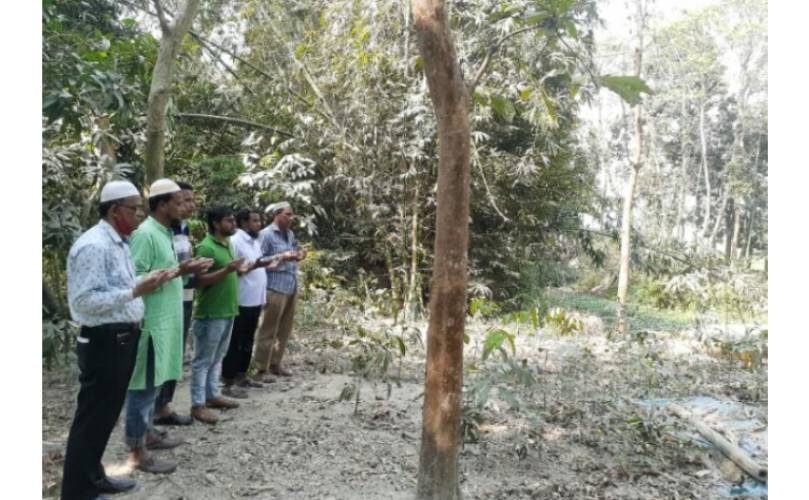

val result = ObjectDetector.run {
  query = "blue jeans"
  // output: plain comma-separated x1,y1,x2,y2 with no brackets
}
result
190,317,234,407
125,337,159,450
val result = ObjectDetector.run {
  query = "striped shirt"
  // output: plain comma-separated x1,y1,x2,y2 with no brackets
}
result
173,221,195,302
67,220,144,327
259,223,299,296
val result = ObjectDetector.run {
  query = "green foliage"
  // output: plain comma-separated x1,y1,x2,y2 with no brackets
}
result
542,307,584,336
463,354,543,443
706,327,767,371
599,75,654,106
632,262,768,325
469,297,501,319
481,328,516,361
42,0,158,366
186,218,208,244
173,155,250,212
42,318,79,370
343,322,423,413
504,305,543,330
543,288,695,333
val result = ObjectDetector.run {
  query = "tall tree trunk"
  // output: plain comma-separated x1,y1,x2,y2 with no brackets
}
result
699,99,712,240
616,6,646,335
672,97,689,242
144,0,201,186
744,211,754,259
709,186,728,250
412,1,470,498
731,204,743,260
724,197,735,262
405,183,421,321
616,161,640,334
403,0,411,77
675,142,689,242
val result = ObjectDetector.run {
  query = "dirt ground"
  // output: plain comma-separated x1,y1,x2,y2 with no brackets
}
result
42,311,768,499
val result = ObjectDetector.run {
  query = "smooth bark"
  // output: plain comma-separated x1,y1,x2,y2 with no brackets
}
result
616,28,645,334
709,186,728,249
405,183,421,321
699,99,712,240
144,0,201,186
724,197,735,262
411,1,470,498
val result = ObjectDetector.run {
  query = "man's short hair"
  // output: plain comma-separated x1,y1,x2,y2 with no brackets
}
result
177,181,193,191
148,192,176,212
98,200,117,218
236,209,258,227
206,206,234,233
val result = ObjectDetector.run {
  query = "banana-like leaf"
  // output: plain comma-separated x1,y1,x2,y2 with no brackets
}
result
600,75,654,106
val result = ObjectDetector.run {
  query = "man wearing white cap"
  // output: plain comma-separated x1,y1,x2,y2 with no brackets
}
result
124,178,212,474
253,201,307,380
62,180,174,500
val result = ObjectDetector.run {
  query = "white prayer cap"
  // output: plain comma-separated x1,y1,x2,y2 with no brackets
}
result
267,201,292,216
99,180,140,203
149,178,181,198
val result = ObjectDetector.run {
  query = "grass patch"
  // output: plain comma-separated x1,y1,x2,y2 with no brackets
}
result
542,288,697,332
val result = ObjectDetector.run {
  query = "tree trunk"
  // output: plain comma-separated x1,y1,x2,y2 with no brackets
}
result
675,142,689,242
616,10,646,334
745,211,754,259
668,403,767,483
385,244,402,320
144,0,201,186
731,204,743,260
412,1,470,498
616,162,639,334
699,100,712,240
672,97,689,242
724,197,735,262
405,183,421,321
709,186,728,250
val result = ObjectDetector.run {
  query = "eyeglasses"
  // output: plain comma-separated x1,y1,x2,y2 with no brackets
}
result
118,204,144,214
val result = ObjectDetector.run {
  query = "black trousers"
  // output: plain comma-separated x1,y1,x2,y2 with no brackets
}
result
221,305,262,381
60,323,140,500
154,300,192,410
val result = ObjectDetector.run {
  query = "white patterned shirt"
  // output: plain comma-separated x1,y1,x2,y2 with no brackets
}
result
67,220,144,327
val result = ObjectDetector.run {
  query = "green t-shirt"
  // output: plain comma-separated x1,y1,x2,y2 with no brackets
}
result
194,234,239,319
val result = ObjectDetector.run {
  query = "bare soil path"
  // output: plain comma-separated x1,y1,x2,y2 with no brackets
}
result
43,316,767,499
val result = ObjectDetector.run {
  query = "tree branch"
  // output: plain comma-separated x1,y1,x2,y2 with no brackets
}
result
468,24,545,94
174,113,294,137
265,23,342,131
121,0,356,150
471,144,509,223
559,37,601,89
560,227,697,270
195,36,257,96
152,0,172,34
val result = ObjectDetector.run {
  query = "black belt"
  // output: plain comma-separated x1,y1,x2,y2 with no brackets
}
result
81,322,140,334
79,322,141,344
